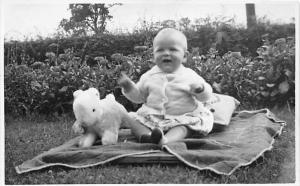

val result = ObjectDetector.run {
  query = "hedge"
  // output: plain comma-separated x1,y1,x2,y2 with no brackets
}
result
4,35,295,116
4,21,295,66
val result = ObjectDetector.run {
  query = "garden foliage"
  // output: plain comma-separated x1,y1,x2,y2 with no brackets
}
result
4,35,294,116
4,18,295,116
185,36,295,107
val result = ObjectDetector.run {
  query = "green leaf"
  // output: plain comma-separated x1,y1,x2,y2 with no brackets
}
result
284,69,293,78
260,91,270,97
278,80,290,94
266,83,275,88
270,89,279,97
196,66,202,72
275,38,286,45
245,79,256,85
212,82,222,92
59,86,69,93
49,93,55,98
31,81,42,89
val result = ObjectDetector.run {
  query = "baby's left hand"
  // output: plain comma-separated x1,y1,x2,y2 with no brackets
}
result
190,83,204,95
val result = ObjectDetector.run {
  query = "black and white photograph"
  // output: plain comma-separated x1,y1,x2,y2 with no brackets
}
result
1,0,299,184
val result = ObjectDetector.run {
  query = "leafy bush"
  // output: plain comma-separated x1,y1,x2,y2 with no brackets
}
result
4,35,295,116
186,36,295,107
4,33,147,65
4,47,153,115
4,17,295,65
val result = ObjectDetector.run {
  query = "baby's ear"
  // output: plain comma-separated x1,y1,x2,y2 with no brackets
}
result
183,51,189,63
88,88,100,98
73,90,83,99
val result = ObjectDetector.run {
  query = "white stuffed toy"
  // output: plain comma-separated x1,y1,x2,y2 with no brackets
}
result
72,87,130,147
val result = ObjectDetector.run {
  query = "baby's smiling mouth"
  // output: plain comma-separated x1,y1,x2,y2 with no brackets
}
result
162,59,172,63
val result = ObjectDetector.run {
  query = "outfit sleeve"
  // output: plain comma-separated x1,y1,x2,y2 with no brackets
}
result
121,74,148,104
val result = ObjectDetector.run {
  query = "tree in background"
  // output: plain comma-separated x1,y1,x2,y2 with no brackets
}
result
178,17,192,31
59,3,121,36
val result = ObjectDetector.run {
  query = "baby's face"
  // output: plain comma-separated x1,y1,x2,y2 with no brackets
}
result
153,33,187,73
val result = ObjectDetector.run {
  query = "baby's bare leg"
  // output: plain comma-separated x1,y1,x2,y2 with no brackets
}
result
127,117,151,140
161,125,191,145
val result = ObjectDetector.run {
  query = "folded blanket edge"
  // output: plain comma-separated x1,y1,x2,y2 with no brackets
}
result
237,108,286,125
15,150,160,174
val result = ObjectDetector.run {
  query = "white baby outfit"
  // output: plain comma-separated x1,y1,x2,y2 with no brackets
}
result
123,64,214,135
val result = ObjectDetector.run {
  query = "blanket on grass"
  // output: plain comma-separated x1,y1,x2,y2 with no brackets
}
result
15,109,285,175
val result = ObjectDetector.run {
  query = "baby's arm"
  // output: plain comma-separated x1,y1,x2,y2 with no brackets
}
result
118,73,135,93
118,73,146,103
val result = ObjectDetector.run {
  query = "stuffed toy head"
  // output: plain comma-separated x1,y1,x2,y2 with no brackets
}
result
73,88,102,127
72,87,130,147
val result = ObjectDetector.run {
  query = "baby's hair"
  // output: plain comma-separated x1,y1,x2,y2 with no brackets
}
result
153,28,188,51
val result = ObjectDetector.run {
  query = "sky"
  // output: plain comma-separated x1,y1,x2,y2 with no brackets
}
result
1,0,298,41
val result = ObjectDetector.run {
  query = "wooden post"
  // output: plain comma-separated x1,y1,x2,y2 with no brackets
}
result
246,4,257,29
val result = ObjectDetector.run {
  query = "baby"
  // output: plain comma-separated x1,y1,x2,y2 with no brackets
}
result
119,28,214,145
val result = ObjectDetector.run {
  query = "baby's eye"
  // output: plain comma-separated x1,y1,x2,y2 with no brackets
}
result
170,48,178,51
92,109,96,112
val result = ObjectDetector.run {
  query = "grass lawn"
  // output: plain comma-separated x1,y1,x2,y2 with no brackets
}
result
5,105,295,184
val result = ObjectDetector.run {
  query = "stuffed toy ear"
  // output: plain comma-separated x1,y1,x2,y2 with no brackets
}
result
88,88,100,98
73,90,83,99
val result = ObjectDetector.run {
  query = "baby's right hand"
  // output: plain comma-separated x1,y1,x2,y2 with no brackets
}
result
118,72,133,92
72,121,84,134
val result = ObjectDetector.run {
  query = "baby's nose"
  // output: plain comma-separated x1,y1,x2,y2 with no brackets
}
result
162,50,171,55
